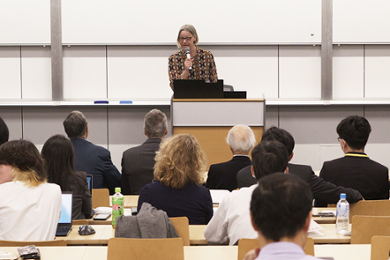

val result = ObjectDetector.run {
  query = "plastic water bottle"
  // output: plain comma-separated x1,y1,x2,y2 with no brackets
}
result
336,193,349,234
112,187,124,229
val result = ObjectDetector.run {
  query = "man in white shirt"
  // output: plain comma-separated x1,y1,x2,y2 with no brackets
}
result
204,140,289,245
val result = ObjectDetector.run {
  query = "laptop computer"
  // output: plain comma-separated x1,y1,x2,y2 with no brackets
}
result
86,174,93,195
56,192,73,237
173,79,224,99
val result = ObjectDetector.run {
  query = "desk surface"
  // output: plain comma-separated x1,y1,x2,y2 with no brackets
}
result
0,244,371,260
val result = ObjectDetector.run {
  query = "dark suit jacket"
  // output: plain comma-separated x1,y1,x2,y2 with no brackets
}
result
206,155,251,191
317,152,388,206
237,163,363,206
72,138,121,195
121,138,161,195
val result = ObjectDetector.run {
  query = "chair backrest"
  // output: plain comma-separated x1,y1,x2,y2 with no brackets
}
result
107,237,184,260
72,219,89,225
236,237,314,260
351,216,390,244
169,217,190,246
0,240,67,246
350,200,390,222
92,188,110,208
371,236,390,260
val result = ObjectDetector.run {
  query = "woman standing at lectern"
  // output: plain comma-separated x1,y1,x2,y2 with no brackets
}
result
168,24,218,90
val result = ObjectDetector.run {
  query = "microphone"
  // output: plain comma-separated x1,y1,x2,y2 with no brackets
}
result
185,47,192,70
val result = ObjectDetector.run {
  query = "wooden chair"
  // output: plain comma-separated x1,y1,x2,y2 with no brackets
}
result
349,200,390,222
92,188,110,208
0,240,67,246
169,217,190,246
72,219,89,225
236,237,314,260
371,236,390,260
107,237,184,260
351,216,390,244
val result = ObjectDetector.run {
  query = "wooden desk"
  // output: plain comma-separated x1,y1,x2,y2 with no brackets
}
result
310,224,351,244
0,244,371,260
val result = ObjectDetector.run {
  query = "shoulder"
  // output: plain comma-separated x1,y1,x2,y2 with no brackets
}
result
169,50,184,60
42,182,62,194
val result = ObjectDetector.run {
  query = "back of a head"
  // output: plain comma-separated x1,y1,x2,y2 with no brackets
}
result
154,134,206,189
144,109,168,138
0,117,9,146
42,134,75,190
63,110,88,139
336,115,371,150
261,126,295,156
250,173,313,242
0,140,46,186
251,140,289,181
226,125,256,154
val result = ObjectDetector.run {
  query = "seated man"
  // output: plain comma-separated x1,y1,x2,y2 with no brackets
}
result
204,140,289,245
63,110,121,195
121,109,168,195
247,173,321,260
317,115,389,206
206,124,256,191
237,126,362,206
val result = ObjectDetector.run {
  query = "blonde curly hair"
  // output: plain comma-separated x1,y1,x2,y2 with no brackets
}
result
154,134,206,189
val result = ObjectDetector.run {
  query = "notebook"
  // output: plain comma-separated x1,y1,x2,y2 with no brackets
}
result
86,174,93,194
56,192,73,236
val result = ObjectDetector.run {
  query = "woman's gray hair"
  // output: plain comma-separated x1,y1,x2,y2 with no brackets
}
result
176,24,199,48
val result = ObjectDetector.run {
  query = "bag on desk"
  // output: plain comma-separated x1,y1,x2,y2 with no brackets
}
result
17,245,41,259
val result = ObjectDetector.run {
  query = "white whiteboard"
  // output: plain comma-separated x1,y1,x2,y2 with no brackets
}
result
334,0,390,43
61,0,321,44
0,0,51,44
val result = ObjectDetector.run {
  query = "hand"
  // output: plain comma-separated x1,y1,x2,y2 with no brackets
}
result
243,248,260,260
184,58,193,71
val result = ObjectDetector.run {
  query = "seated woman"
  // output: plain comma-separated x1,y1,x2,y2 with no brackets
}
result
42,134,93,220
0,140,62,241
137,134,213,224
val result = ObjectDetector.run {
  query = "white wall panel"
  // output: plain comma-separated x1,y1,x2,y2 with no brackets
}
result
21,47,52,99
63,46,107,100
210,46,278,99
107,46,173,100
365,45,390,98
279,46,321,98
0,47,21,99
333,45,364,99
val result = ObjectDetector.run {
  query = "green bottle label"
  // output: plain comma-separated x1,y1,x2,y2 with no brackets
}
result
112,196,124,227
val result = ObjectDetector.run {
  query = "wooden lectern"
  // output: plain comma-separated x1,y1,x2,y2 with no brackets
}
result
171,99,265,168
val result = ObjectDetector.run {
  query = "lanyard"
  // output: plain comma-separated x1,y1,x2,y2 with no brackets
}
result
345,153,369,158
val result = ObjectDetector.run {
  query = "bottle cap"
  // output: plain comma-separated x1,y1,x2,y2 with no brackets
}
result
340,193,346,199
115,187,121,193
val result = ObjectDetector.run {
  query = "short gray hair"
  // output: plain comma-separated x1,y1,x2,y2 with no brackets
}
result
63,110,88,139
177,24,199,48
226,125,256,154
144,109,168,138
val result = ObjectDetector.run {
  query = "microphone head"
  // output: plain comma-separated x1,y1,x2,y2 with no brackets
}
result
185,47,190,53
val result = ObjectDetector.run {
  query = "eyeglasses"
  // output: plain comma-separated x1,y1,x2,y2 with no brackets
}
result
179,36,193,42
337,137,342,142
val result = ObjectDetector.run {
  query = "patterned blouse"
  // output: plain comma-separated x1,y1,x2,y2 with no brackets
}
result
168,46,218,89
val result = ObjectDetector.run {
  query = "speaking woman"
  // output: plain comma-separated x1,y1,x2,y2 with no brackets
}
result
168,24,218,90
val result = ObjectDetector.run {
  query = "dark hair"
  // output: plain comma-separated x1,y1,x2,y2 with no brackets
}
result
261,126,295,156
63,111,88,139
336,115,371,150
144,109,168,138
42,134,81,191
251,141,289,181
250,173,313,241
0,140,46,186
0,117,9,146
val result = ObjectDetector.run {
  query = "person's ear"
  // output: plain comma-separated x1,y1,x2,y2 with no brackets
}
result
289,151,294,161
303,211,312,233
285,167,289,174
250,212,259,232
251,166,255,177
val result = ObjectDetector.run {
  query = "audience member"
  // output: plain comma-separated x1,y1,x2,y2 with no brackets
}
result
246,173,321,260
137,134,213,224
42,134,93,219
0,140,61,241
121,109,168,195
317,115,389,206
204,141,289,245
237,126,363,206
0,117,9,146
206,125,255,191
63,110,121,195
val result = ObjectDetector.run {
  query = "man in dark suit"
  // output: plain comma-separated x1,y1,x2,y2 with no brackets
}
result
121,109,168,195
206,125,256,191
63,111,121,195
317,115,389,206
237,126,363,206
